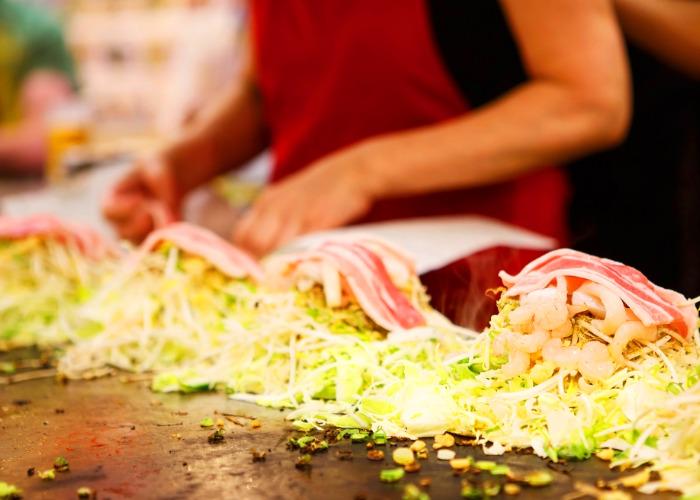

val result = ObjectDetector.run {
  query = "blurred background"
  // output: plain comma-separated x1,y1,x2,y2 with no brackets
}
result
0,0,698,297
0,0,266,238
9,0,248,161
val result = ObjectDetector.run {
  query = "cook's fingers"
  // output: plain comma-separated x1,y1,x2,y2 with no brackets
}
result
115,210,154,243
102,191,145,222
111,167,146,195
273,217,304,251
141,157,179,216
147,200,178,229
233,207,283,258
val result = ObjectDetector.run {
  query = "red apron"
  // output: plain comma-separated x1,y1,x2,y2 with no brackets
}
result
251,0,569,243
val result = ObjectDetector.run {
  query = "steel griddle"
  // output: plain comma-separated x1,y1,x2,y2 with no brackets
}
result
0,356,676,500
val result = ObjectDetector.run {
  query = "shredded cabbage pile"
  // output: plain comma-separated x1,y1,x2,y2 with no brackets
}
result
0,238,111,350
147,286,699,496
58,244,259,377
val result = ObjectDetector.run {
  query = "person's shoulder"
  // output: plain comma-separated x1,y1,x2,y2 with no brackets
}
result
1,0,64,37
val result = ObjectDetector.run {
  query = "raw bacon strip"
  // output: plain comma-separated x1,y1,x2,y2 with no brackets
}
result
354,237,416,274
134,223,263,281
311,240,425,331
352,237,417,288
0,214,117,260
499,249,697,337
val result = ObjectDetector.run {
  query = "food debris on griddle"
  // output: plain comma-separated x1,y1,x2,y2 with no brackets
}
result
251,449,267,462
53,456,70,473
482,480,501,497
76,486,96,499
288,435,329,454
460,479,483,499
402,483,429,500
432,433,455,450
207,428,225,444
38,469,55,481
403,461,421,473
295,454,312,471
0,361,15,374
505,469,553,487
449,457,473,471
336,449,353,461
379,468,404,483
503,483,521,495
410,440,426,453
0,481,22,499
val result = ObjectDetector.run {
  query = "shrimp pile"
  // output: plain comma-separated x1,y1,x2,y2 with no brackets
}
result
491,249,697,382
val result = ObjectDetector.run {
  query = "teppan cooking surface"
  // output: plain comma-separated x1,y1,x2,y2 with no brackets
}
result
0,361,677,499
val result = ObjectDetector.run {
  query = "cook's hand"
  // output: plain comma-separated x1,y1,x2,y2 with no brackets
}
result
102,155,180,242
233,144,378,257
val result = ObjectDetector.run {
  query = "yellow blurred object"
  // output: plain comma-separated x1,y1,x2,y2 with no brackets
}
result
45,100,92,183
46,123,90,183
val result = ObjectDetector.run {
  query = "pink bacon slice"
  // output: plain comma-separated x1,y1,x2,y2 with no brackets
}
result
499,248,697,337
0,214,117,260
310,240,425,332
134,223,263,281
354,237,417,274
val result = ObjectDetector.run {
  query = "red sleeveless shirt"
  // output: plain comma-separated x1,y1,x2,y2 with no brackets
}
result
251,0,568,243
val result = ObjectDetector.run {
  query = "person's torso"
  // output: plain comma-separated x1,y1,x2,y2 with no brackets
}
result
251,0,569,242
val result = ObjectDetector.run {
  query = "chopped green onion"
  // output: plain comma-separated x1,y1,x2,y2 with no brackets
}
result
38,469,56,481
53,456,70,472
490,465,511,476
474,460,496,471
380,468,405,483
0,482,22,500
460,481,483,499
402,483,430,500
523,470,553,487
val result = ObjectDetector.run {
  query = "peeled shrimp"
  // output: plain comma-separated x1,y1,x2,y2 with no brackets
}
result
293,261,323,292
492,333,507,357
521,287,568,330
571,290,605,317
609,320,658,364
550,319,573,339
574,283,627,335
503,350,530,377
509,305,535,332
322,260,342,307
578,341,615,381
507,329,550,354
542,338,580,370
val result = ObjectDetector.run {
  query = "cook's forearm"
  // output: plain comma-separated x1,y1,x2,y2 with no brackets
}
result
615,0,700,80
363,79,629,198
163,78,267,195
